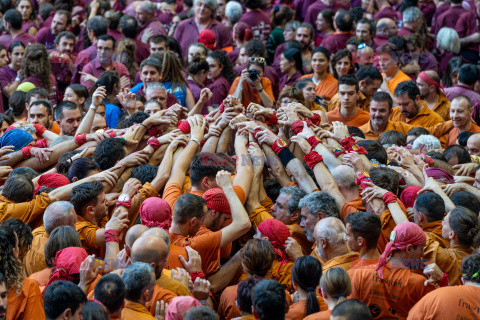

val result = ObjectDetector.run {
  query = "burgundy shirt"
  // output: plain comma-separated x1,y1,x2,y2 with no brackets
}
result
0,65,17,88
80,58,130,90
22,21,38,34
207,75,230,106
50,51,76,99
137,19,167,40
437,52,456,78
294,0,316,21
186,78,203,103
279,70,302,90
419,1,437,26
72,42,97,85
373,7,401,22
239,11,272,44
397,26,414,37
455,10,480,53
373,34,389,50
305,1,333,31
0,32,36,50
321,32,354,54
35,27,56,51
227,48,240,65
133,38,150,65
274,43,287,62
234,63,280,97
174,18,233,60
108,29,124,44
444,84,480,103
433,5,468,34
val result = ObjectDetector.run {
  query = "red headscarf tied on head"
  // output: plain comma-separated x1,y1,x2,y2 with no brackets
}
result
202,188,231,214
425,167,455,184
34,173,70,195
376,222,426,279
139,197,172,230
257,219,291,273
43,247,88,292
399,186,422,208
418,71,444,94
198,29,216,50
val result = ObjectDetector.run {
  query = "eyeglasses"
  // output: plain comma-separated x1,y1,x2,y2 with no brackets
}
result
357,43,372,50
280,98,298,105
249,57,265,64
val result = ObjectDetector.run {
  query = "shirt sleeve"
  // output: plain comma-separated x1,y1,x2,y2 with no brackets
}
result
0,193,52,226
162,182,183,210
190,230,222,276
249,205,274,230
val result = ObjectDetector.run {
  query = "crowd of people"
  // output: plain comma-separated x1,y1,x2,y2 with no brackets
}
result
0,0,479,319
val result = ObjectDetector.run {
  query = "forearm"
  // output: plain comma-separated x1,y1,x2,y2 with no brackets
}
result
151,146,175,192
387,202,409,225
220,186,251,247
234,83,243,100
165,141,199,186
76,107,96,135
111,168,132,193
245,170,262,214
2,81,19,98
313,143,342,171
286,158,317,192
216,127,231,154
261,145,292,186
104,240,120,273
42,130,59,141
233,140,253,193
201,136,220,153
16,140,80,170
313,163,346,208
0,151,24,167
460,34,478,46
49,172,99,201
207,251,242,294
148,144,168,167
258,90,274,109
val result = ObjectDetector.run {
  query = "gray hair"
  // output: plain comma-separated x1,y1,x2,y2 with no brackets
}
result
50,135,74,146
402,6,422,24
279,186,307,213
194,0,218,17
43,201,75,234
142,1,156,14
411,134,441,151
19,125,36,135
225,1,242,25
145,82,166,95
437,27,461,54
331,165,356,189
285,21,300,32
298,191,340,219
121,262,155,301
314,217,346,247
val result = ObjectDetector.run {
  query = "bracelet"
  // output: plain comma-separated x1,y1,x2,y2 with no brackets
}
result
278,148,296,167
218,102,225,113
148,126,162,137
310,113,322,125
355,171,371,190
90,104,97,111
21,145,33,158
74,133,87,146
35,138,48,148
340,134,368,155
265,112,278,126
15,76,20,82
191,137,201,146
304,150,323,169
108,131,117,138
291,120,304,134
147,136,161,150
382,192,398,205
116,199,132,208
104,229,119,243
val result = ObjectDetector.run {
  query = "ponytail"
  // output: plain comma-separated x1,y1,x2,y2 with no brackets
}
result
306,290,320,315
291,256,322,316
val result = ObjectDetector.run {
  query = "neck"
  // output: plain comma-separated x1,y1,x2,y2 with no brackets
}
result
425,91,439,106
9,63,20,71
458,121,473,132
10,28,23,38
169,222,191,236
295,288,309,301
359,247,380,260
385,68,399,80
340,106,357,118
196,16,211,26
313,71,327,82
286,68,297,78
325,246,350,261
325,296,340,310
100,60,113,69
372,120,388,134
338,186,359,203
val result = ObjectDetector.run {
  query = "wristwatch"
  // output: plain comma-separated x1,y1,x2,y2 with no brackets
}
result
116,193,132,208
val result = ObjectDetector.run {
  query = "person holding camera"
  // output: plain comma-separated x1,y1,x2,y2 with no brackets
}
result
230,57,275,108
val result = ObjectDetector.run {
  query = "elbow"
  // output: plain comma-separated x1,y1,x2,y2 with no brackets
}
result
240,220,251,234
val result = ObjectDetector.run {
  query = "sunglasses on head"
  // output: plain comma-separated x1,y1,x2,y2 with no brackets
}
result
249,57,265,64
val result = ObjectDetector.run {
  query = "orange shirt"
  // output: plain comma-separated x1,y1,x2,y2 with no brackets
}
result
407,285,480,320
428,93,450,121
360,119,454,141
50,121,61,134
121,301,156,320
389,102,444,128
285,297,328,320
28,268,51,292
24,228,49,276
7,277,45,320
328,91,370,112
156,270,189,297
378,201,408,253
170,226,222,277
304,310,332,320
266,259,295,293
322,251,359,272
326,107,370,127
446,121,480,147
0,193,51,228
145,285,176,316
421,220,449,248
341,197,365,223
349,262,435,320
165,243,189,271
301,73,338,100
76,215,101,254
229,77,275,108
217,284,241,320
383,70,411,95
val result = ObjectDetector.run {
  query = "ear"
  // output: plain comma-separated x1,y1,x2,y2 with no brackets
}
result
357,236,365,248
418,212,427,224
449,230,456,241
359,79,367,89
321,238,328,249
79,97,86,105
72,177,78,182
62,308,73,319
189,216,198,227
290,209,301,221
317,212,325,222
85,205,95,218
201,176,212,189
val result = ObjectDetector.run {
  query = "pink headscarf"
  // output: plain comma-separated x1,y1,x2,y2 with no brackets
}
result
165,296,201,320
425,167,454,184
257,219,291,272
139,197,172,230
43,247,88,292
399,186,422,208
376,222,426,279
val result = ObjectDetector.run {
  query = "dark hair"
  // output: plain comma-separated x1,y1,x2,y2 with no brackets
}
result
39,3,54,21
414,192,445,222
69,181,105,217
320,9,335,29
8,167,37,180
369,167,400,194
93,138,127,170
312,46,331,61
348,126,365,139
378,130,406,146
291,256,322,315
189,153,225,187
406,127,429,139
458,64,479,86
91,70,120,96
54,100,79,121
443,145,471,164
426,151,447,162
165,36,184,65
337,74,359,91
87,16,108,37
67,84,89,102
188,57,209,75
119,15,137,38
241,0,266,10
149,34,167,45
245,39,266,58
283,48,303,73
82,300,109,320
442,57,464,87
55,150,81,175
131,164,157,184
30,99,53,117
263,179,282,203
2,174,34,203
356,65,382,84
4,9,22,30
207,50,235,84
43,281,87,319
0,227,22,292
270,5,294,28
461,252,480,284
394,80,420,100
67,158,100,182
457,131,475,147
331,299,372,320
184,306,219,320
332,49,354,79
0,218,32,260
357,140,388,164
252,280,286,320
450,191,480,215
345,211,381,250
26,87,49,105
0,114,13,127
8,91,27,118
335,9,353,31
8,41,24,53
54,31,75,45
241,239,276,277
448,207,480,247
172,193,207,224
94,273,125,314
44,226,82,267
236,277,262,314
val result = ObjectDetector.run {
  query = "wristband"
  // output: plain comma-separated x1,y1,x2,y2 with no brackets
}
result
310,113,322,125
178,120,191,134
35,138,48,148
291,120,304,134
108,131,117,138
271,138,288,155
90,104,97,111
5,125,15,133
116,199,132,208
147,136,161,150
307,136,322,148
33,124,46,136
355,171,371,190
421,154,434,166
265,112,278,126
333,148,344,157
278,147,297,167
190,271,205,283
340,134,368,155
437,272,449,287
304,150,323,169
21,145,33,158
382,192,398,205
104,229,119,243
74,133,87,146
218,102,224,113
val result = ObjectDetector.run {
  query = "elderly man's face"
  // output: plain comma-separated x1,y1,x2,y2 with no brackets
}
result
467,135,480,156
146,89,167,109
299,206,318,242
135,5,149,24
195,0,213,21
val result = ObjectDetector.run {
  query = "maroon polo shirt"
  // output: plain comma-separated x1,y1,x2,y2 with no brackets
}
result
433,5,468,34
455,10,480,53
80,58,130,90
321,32,354,54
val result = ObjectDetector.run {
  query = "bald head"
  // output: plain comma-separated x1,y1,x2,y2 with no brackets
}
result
131,235,169,269
314,217,348,260
467,133,480,156
376,18,397,37
43,201,77,234
143,227,171,247
125,225,149,253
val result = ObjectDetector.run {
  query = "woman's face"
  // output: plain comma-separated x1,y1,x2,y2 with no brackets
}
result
17,0,33,21
64,87,81,106
144,102,161,115
311,52,329,75
216,0,226,17
335,56,352,77
280,54,295,73
207,57,223,80
9,45,25,69
302,82,317,104
188,45,207,64
0,49,8,69
237,47,248,66
0,120,9,138
283,27,296,41
316,13,326,31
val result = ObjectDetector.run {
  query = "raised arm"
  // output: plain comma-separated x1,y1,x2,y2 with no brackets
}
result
76,86,106,135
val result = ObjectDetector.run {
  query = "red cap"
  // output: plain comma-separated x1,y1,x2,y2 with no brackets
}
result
202,188,231,214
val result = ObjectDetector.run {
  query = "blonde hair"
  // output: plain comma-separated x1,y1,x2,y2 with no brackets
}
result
320,267,352,303
437,27,461,54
